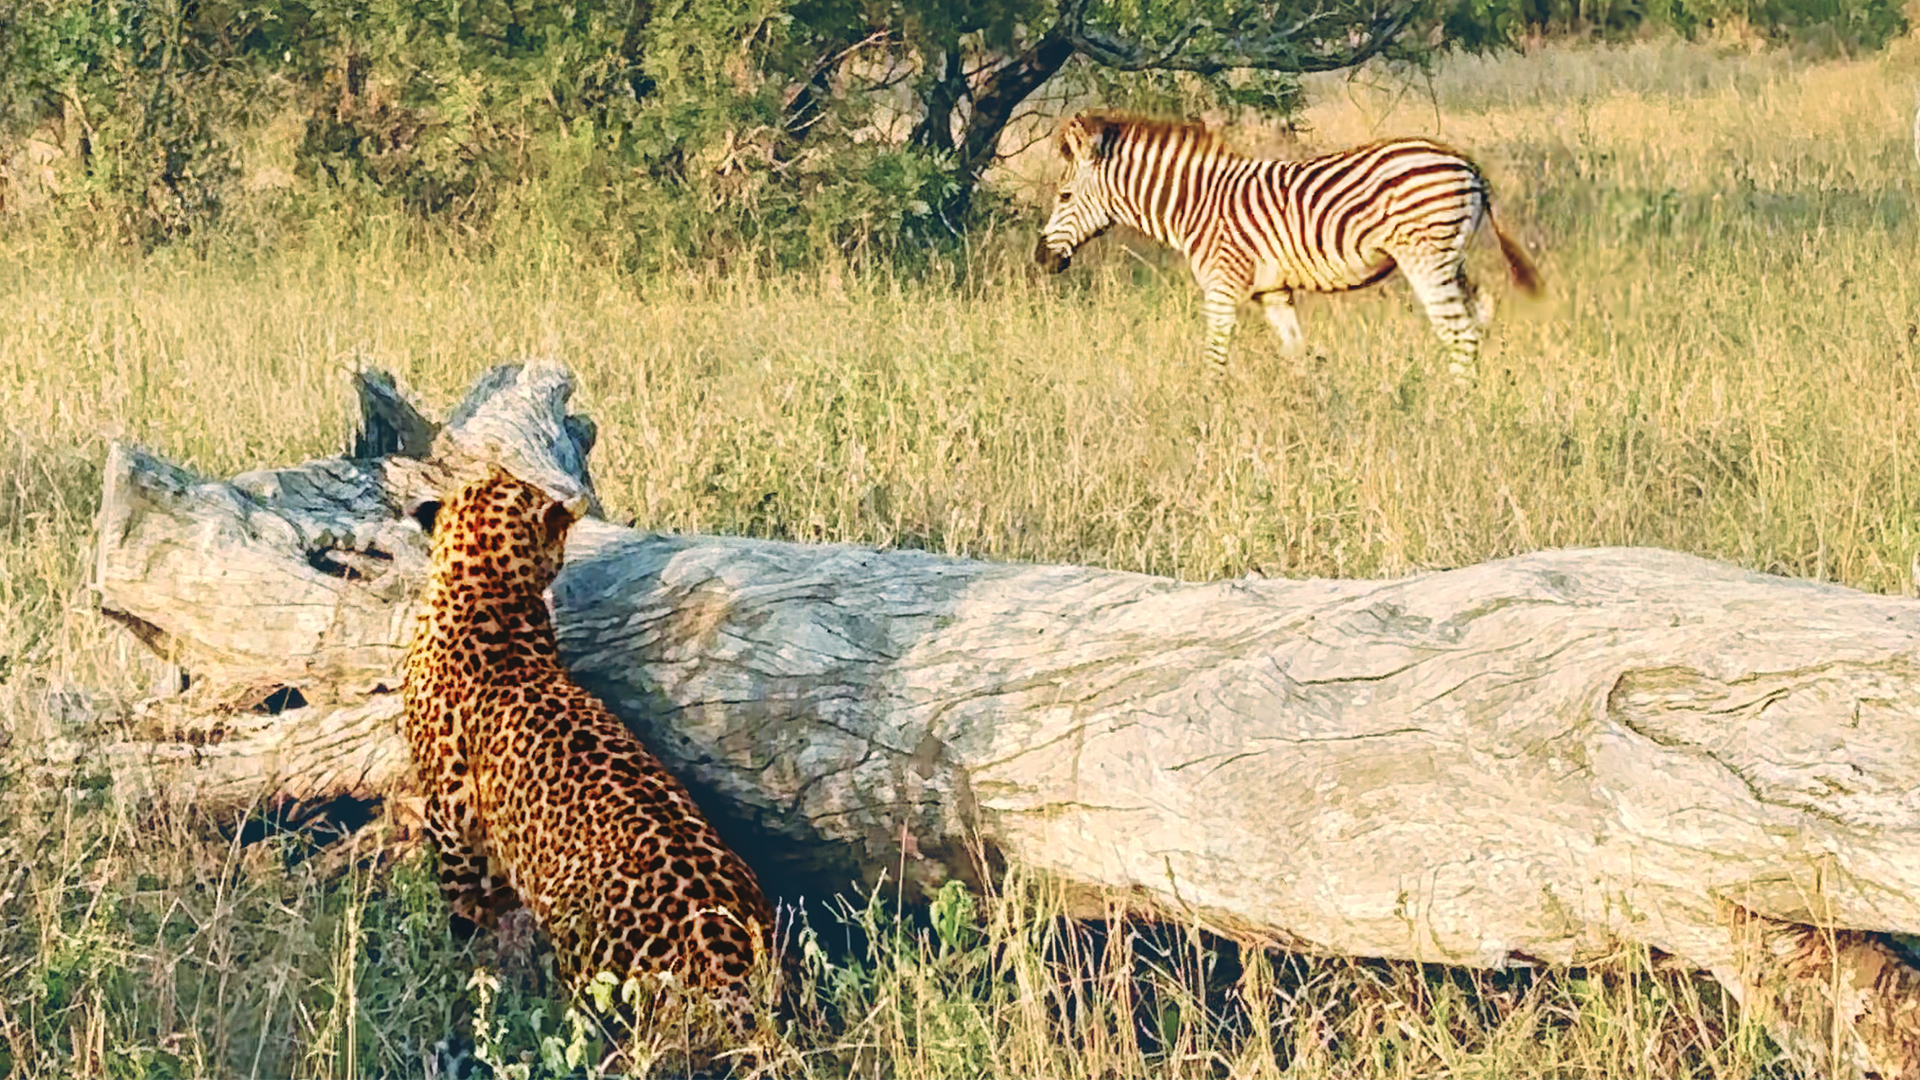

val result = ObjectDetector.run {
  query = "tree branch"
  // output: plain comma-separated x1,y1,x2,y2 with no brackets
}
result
955,24,1076,186
909,45,967,154
783,30,898,145
1056,0,1419,75
616,0,656,98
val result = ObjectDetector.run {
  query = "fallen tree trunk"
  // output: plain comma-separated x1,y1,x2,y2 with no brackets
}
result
75,363,597,813
69,361,1920,1075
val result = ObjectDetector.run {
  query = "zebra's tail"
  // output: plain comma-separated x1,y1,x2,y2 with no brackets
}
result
1491,217,1543,297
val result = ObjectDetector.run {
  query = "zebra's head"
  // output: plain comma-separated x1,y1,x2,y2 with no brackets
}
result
1036,114,1119,274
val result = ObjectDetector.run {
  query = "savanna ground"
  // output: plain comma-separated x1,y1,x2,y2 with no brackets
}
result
4,30,1920,1079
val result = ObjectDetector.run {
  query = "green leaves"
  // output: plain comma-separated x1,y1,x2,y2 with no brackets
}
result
1,0,1904,260
1430,0,1906,47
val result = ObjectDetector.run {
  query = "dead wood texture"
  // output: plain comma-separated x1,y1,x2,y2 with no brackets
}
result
70,361,1920,1076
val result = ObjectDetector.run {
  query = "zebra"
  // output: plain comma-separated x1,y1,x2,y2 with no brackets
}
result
1035,112,1542,377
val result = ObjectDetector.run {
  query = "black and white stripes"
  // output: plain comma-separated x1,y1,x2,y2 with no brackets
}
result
1036,113,1542,375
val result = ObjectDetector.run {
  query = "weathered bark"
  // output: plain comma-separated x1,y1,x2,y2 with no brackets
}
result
66,361,1920,1076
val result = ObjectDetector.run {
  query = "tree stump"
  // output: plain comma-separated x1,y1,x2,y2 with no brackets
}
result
64,360,1920,1077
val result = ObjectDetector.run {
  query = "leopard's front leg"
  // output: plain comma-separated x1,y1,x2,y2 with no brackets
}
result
423,785,520,939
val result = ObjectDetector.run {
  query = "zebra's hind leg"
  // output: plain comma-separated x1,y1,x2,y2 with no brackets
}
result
1199,287,1241,383
1400,255,1485,381
1470,275,1495,330
1258,290,1306,357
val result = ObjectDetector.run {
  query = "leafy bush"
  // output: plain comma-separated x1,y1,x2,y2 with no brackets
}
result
0,0,1907,260
0,0,255,245
1437,0,1908,48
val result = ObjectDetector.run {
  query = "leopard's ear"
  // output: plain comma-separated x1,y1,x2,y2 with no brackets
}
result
408,498,443,537
541,499,576,546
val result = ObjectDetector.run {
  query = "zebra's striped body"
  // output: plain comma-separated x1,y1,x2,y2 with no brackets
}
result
1036,113,1542,375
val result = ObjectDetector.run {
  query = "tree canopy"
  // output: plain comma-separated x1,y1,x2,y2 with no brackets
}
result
0,0,1906,259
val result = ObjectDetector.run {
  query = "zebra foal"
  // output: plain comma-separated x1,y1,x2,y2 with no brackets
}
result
1035,112,1542,377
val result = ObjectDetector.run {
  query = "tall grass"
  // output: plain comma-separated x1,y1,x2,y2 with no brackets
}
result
2,33,1918,1078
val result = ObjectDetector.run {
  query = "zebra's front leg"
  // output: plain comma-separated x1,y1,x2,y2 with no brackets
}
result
1200,287,1241,381
1258,290,1305,357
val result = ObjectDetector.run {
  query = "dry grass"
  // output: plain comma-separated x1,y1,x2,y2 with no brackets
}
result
3,32,1919,1078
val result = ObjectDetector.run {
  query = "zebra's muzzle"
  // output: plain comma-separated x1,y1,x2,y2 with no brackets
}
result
1035,238,1070,274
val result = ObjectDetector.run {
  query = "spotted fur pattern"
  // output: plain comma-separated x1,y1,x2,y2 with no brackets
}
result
402,466,774,1028
1035,113,1543,375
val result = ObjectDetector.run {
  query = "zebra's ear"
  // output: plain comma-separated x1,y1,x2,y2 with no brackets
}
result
1090,119,1118,161
1057,116,1088,161
1059,115,1113,164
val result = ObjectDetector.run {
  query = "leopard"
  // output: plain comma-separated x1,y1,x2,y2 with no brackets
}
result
401,464,778,1048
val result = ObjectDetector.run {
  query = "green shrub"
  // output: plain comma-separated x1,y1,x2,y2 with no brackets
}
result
0,0,1907,261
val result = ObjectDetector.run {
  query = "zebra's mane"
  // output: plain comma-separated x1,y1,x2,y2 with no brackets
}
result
1065,112,1231,161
